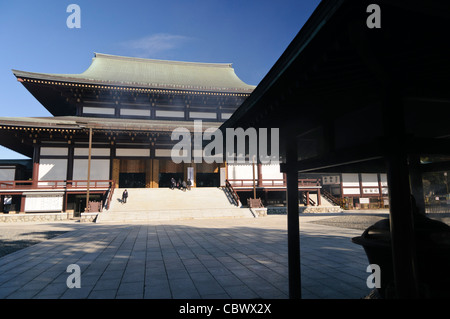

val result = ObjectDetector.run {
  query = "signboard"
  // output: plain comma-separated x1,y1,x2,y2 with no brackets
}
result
322,175,340,185
363,188,379,194
359,198,370,204
24,192,64,212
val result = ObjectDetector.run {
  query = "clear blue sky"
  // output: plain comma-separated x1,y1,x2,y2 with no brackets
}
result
0,0,321,159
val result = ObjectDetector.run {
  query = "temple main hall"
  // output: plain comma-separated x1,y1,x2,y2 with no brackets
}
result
0,53,255,214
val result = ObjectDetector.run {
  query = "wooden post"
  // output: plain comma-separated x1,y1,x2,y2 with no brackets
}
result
85,127,92,212
252,159,256,199
20,195,26,213
409,154,425,216
285,132,301,299
383,87,420,298
386,152,420,298
0,195,4,213
32,145,40,187
257,162,263,187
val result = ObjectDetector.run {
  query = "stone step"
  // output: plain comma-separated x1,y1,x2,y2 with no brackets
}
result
96,207,255,223
107,187,238,212
96,187,255,223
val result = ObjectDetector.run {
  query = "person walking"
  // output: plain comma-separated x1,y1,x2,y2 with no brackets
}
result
122,189,128,203
182,180,187,192
170,177,176,190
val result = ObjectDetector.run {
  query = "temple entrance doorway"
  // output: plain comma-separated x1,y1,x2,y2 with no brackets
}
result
119,172,146,188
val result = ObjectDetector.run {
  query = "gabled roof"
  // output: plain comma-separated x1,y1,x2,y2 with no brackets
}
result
12,53,256,93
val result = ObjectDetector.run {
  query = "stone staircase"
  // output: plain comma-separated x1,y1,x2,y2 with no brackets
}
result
96,187,256,223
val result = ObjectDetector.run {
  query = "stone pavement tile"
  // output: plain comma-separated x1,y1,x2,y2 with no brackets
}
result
116,281,144,298
144,281,172,299
0,215,379,299
169,277,200,299
214,274,244,288
182,259,208,274
189,272,226,297
223,284,259,299
88,289,117,299
93,276,121,290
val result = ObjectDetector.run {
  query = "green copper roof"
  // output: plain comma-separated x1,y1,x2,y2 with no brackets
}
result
12,53,256,93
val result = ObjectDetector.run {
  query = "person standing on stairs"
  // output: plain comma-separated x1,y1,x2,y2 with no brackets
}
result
122,189,128,204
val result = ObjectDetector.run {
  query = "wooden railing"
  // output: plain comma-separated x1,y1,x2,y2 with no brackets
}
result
225,179,240,206
301,193,316,206
104,182,115,211
0,180,113,190
322,188,342,207
227,178,321,188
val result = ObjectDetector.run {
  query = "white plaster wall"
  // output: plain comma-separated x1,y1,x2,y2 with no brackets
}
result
261,164,283,180
0,168,15,181
361,173,378,187
116,148,150,157
120,108,151,117
38,159,68,181
228,164,253,181
342,173,359,187
40,147,68,156
73,159,110,181
83,106,115,115
74,148,110,156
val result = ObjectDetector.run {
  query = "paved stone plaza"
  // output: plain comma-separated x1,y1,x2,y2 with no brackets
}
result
0,215,373,299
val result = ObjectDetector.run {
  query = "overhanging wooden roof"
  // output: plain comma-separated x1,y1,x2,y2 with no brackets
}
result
12,53,255,93
218,0,450,299
0,116,221,157
220,0,450,173
0,116,220,132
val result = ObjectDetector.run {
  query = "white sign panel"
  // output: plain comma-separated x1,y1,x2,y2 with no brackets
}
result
24,193,64,212
343,187,360,195
322,175,340,185
363,188,379,194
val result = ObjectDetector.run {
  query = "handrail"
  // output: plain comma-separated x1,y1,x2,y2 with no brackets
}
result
104,182,115,211
227,178,321,188
302,193,316,206
225,179,240,206
0,180,113,190
322,188,342,207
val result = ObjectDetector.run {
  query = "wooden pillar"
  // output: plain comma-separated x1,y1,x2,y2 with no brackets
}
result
285,132,301,299
192,163,196,187
257,163,263,187
85,127,92,212
32,145,40,187
0,195,4,213
409,154,425,216
383,87,420,298
252,160,256,199
317,187,321,206
112,159,120,188
306,191,310,206
151,159,159,188
146,159,152,188
20,195,26,213
67,145,74,182
386,152,420,298
63,193,68,213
